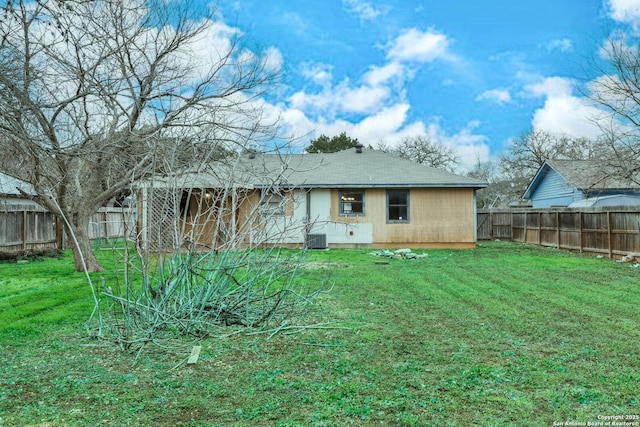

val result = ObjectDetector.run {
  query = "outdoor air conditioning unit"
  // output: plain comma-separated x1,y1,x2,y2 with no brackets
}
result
306,233,327,249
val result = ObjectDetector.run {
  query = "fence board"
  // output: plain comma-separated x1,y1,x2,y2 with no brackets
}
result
478,208,640,258
0,205,134,252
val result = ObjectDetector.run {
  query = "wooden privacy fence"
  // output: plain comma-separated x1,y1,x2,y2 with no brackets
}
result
0,205,135,252
478,208,640,258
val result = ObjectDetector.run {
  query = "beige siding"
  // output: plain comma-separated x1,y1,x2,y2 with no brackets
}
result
173,187,475,250
183,189,298,248
330,188,476,247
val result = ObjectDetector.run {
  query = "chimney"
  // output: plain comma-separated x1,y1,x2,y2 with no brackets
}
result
355,142,364,153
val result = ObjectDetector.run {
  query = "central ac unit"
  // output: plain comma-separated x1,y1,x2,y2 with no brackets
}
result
306,233,327,249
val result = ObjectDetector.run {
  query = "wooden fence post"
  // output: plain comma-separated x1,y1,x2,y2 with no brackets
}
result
579,212,583,254
510,210,513,240
607,211,613,259
489,210,494,240
538,211,542,246
22,210,27,250
103,210,109,240
556,211,560,250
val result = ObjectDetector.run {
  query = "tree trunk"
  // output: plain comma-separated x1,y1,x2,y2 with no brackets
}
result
65,213,105,273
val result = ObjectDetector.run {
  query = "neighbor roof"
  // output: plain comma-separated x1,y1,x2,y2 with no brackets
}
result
0,172,35,197
151,147,487,189
523,159,640,199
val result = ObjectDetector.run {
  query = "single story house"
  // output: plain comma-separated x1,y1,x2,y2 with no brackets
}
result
137,145,487,251
522,159,640,208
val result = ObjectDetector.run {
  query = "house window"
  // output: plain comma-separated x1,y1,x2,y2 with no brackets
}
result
339,190,365,215
260,190,285,216
387,190,409,222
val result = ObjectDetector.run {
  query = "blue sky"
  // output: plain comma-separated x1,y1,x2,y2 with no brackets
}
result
209,0,637,169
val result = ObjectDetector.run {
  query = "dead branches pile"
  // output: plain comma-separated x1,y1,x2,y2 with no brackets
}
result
100,247,330,353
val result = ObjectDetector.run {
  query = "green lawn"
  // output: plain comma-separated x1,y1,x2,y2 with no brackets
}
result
1,242,639,426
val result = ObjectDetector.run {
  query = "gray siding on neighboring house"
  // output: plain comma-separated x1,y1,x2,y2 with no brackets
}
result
530,168,583,208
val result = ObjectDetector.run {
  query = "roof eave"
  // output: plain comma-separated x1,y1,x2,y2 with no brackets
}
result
254,183,487,189
522,162,551,199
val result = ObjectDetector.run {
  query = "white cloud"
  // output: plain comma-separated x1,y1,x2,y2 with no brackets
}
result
352,103,411,140
523,77,604,139
545,38,573,52
299,62,334,86
363,62,405,87
608,0,640,27
386,28,451,63
182,19,246,81
281,12,308,36
263,47,284,72
423,119,490,170
288,78,391,116
223,15,486,171
269,96,490,171
476,89,512,105
530,96,603,139
342,0,382,21
523,76,574,98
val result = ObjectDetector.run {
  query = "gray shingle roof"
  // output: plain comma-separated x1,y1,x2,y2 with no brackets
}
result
545,159,640,190
147,147,487,189
0,172,35,196
213,147,485,189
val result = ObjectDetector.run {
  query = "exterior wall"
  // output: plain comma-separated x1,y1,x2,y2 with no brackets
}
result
530,168,583,208
327,187,477,247
239,187,478,248
186,189,304,248
140,186,478,251
253,189,307,245
306,189,373,245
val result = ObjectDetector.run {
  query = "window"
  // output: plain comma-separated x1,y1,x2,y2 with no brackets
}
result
260,190,285,216
387,190,409,222
339,190,365,215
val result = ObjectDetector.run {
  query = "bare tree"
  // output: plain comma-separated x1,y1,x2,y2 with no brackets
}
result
466,157,510,208
584,35,640,185
380,136,460,172
99,153,332,352
0,0,278,271
499,131,595,200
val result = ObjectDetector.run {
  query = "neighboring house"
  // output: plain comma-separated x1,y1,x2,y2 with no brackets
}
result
522,159,640,208
0,172,39,209
137,145,487,251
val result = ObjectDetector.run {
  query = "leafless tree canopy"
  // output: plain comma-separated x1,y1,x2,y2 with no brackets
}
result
378,135,460,172
497,131,596,200
585,36,640,185
466,157,511,208
0,0,280,271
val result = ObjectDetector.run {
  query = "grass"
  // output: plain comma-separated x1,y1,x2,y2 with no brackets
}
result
0,242,639,426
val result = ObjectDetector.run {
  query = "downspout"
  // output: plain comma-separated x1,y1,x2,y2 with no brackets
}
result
473,189,478,244
305,189,311,248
